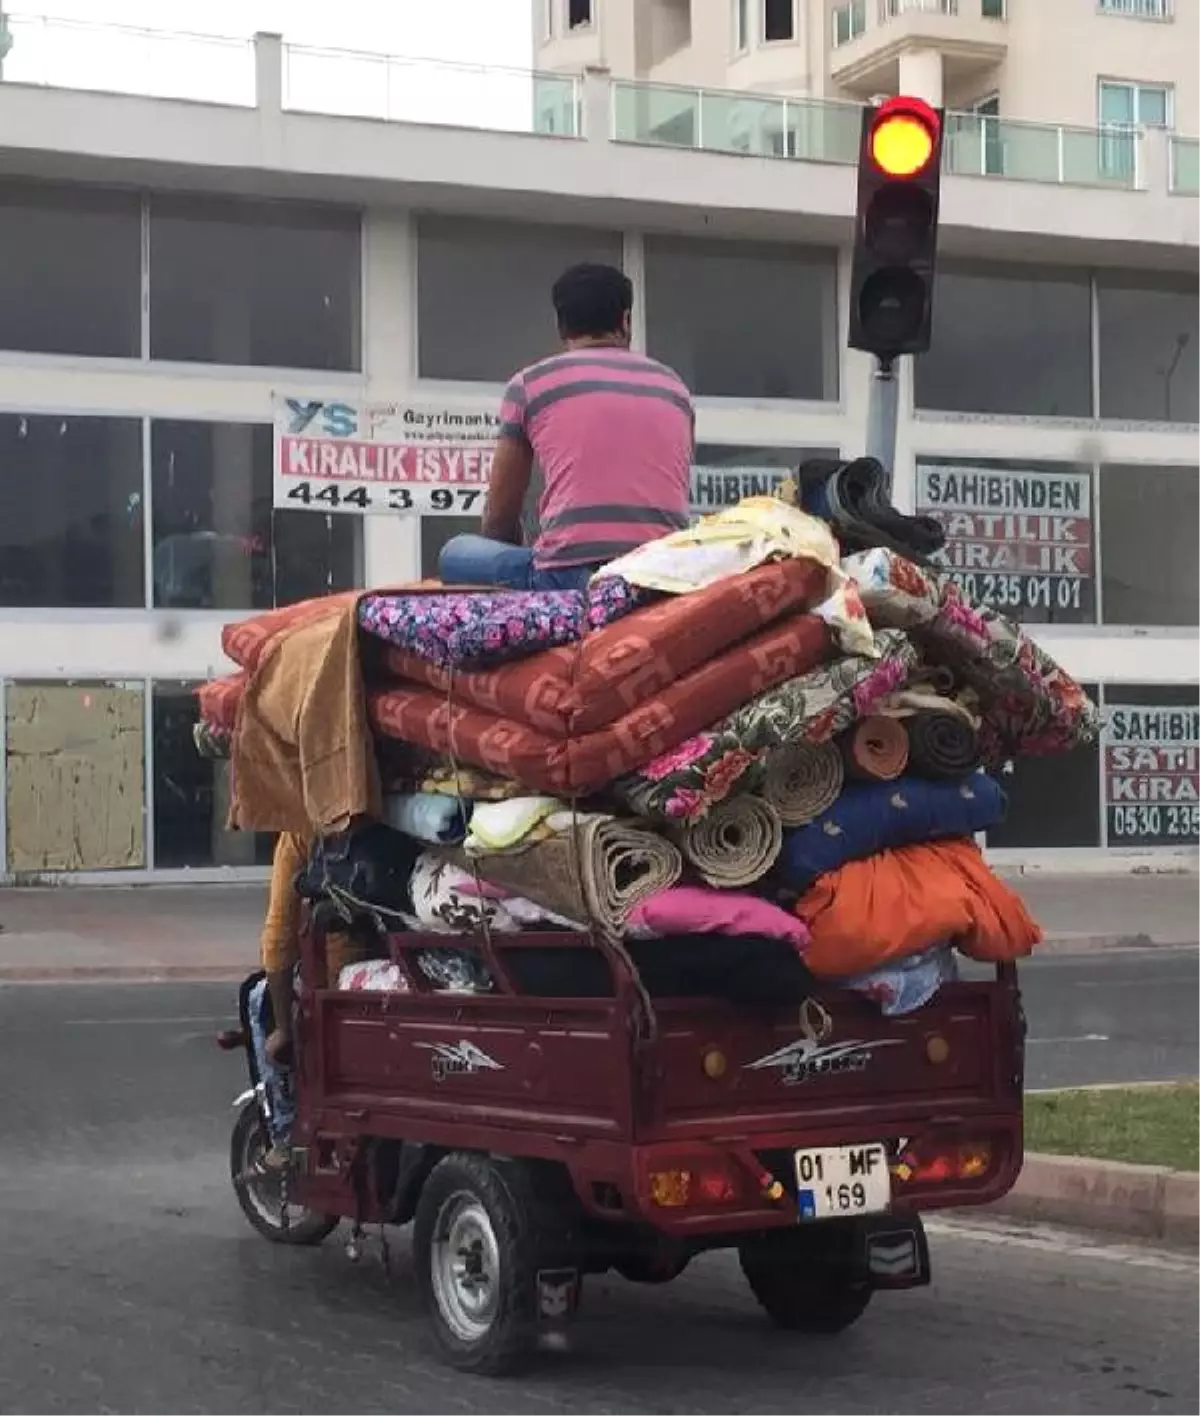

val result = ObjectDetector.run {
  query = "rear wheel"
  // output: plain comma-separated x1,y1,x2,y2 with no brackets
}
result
739,1225,872,1334
229,1101,338,1246
413,1153,570,1376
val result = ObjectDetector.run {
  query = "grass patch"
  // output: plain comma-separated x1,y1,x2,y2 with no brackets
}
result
1025,1083,1199,1172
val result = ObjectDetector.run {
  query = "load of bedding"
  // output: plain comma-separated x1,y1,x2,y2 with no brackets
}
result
195,458,1099,1016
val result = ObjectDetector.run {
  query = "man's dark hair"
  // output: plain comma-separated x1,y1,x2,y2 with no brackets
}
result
551,263,633,339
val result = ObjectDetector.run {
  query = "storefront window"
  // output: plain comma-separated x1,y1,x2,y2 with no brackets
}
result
1102,684,1198,849
5,681,146,873
645,235,839,400
1097,464,1199,627
151,683,272,868
149,195,362,370
985,684,1102,849
0,414,144,609
417,216,623,382
151,420,360,610
692,444,841,517
915,261,1093,418
915,458,1096,625
1097,270,1199,423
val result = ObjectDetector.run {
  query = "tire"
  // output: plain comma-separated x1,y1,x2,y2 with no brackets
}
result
229,1102,339,1246
413,1153,559,1376
739,1227,873,1334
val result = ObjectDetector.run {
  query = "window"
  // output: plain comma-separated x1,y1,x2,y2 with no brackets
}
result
416,216,622,382
692,444,841,516
5,681,147,872
1099,80,1172,129
1096,270,1198,422
915,458,1097,626
763,0,795,42
151,421,360,611
1098,0,1173,19
149,196,361,370
0,181,141,359
914,262,1092,417
0,414,143,609
644,236,839,400
833,1,866,45
735,0,751,51
985,692,1102,849
151,683,272,868
981,0,1006,16
1102,684,1197,849
544,0,556,38
567,0,593,29
1098,464,1198,626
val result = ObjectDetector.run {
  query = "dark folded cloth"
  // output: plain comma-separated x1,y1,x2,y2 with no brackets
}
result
906,710,983,779
296,822,420,924
777,772,1007,893
797,457,945,562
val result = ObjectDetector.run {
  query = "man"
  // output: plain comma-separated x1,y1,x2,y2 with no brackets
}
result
438,262,695,592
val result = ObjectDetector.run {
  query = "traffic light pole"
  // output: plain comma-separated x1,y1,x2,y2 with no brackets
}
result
865,355,899,493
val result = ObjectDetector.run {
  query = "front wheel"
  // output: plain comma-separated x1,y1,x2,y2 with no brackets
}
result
739,1226,872,1333
229,1101,338,1246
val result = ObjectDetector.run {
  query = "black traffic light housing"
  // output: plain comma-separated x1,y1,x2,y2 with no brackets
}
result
848,96,944,361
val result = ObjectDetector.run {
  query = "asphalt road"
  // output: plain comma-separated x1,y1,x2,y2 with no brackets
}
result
0,957,1196,1416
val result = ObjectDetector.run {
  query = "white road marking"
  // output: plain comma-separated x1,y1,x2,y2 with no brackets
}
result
925,1217,1197,1274
1027,1033,1110,1044
61,1016,228,1027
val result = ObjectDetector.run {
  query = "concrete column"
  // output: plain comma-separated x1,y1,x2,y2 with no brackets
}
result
897,48,944,106
253,31,284,114
582,64,613,143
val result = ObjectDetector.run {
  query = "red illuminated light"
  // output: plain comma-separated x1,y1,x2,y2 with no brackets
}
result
869,96,940,178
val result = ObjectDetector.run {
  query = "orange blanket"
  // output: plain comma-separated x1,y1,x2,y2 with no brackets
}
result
793,838,1041,978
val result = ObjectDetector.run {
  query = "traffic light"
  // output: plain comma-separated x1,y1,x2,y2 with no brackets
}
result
848,96,944,360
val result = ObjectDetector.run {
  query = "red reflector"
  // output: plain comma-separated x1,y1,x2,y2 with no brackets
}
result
697,1169,738,1204
893,1141,993,1185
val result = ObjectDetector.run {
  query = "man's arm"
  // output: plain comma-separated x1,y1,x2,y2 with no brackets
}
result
482,374,534,544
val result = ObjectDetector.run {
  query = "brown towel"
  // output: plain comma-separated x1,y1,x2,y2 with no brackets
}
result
675,796,783,889
761,741,844,827
843,715,910,782
448,817,682,937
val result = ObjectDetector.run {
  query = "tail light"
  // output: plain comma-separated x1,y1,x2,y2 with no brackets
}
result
647,1159,741,1209
892,1140,993,1185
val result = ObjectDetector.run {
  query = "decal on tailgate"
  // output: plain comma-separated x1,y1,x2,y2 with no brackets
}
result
415,1039,504,1082
745,1036,903,1086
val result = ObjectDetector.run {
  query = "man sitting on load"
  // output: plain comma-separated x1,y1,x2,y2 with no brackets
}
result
438,262,695,592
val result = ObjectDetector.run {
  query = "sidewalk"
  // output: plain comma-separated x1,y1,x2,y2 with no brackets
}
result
0,873,1195,982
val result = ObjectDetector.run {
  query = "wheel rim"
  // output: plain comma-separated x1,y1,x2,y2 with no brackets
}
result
430,1192,501,1344
236,1111,311,1231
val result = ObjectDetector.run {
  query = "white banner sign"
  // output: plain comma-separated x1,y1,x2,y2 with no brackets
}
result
273,396,499,516
1103,703,1199,845
689,465,790,518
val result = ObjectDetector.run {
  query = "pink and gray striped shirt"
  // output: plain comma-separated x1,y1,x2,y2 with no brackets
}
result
498,347,694,570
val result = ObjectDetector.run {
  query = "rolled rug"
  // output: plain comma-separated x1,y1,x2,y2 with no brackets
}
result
906,710,983,779
675,796,783,889
843,715,910,781
446,816,682,937
761,741,845,827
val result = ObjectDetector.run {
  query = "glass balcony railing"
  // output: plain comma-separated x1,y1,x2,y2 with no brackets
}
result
282,44,581,137
944,112,1144,189
1170,136,1199,195
612,81,861,165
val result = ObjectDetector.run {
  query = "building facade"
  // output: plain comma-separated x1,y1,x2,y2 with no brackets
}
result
0,18,1195,880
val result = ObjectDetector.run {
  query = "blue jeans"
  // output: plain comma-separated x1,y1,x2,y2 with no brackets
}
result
249,977,295,1145
438,534,598,592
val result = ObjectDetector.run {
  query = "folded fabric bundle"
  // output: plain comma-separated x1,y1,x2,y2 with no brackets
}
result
358,577,647,671
760,741,845,826
410,853,583,934
675,796,783,889
418,763,524,802
845,547,1100,761
837,945,958,1017
877,682,979,728
626,884,810,953
339,959,408,992
613,629,917,824
448,816,682,937
842,714,909,781
197,672,243,733
384,792,471,845
463,796,562,854
798,457,946,562
778,772,1007,893
793,837,1041,978
905,710,982,779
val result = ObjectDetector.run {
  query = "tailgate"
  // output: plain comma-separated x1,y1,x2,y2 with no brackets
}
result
643,978,1023,1143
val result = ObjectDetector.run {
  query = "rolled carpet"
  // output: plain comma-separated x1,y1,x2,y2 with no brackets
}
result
761,741,845,827
446,816,682,937
675,796,783,889
906,710,982,779
843,715,909,781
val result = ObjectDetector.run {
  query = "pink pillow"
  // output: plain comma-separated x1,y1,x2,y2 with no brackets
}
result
627,885,810,953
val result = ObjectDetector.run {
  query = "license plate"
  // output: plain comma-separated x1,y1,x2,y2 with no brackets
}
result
793,1143,891,1221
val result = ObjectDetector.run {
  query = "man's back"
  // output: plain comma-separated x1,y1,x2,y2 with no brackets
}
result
500,346,694,572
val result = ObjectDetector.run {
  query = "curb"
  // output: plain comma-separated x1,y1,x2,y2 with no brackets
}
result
0,965,248,985
990,1152,1199,1249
